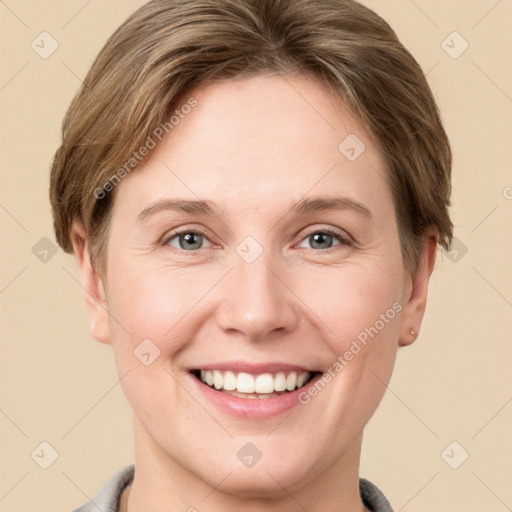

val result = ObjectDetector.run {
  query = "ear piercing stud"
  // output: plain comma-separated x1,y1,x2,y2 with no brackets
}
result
410,329,417,337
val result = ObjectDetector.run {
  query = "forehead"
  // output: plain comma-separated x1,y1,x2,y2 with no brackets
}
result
112,73,392,220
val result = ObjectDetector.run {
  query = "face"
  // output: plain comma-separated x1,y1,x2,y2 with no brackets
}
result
74,73,434,497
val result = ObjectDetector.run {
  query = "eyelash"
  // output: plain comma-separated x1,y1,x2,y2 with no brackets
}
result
161,226,351,253
301,227,351,249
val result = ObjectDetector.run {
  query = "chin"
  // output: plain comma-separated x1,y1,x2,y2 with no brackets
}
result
204,463,310,499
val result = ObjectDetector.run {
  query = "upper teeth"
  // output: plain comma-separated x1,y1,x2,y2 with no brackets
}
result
199,370,311,394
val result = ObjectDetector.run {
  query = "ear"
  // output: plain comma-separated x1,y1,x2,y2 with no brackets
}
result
70,221,112,345
398,228,438,347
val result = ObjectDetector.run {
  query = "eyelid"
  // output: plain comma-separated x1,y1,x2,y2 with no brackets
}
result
160,225,213,247
296,225,352,248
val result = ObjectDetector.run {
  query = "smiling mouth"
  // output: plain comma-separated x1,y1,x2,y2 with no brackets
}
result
190,369,320,399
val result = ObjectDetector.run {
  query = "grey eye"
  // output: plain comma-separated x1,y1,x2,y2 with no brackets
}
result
166,231,210,251
297,230,345,250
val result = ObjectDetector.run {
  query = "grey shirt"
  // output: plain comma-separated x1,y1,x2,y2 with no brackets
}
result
72,464,395,512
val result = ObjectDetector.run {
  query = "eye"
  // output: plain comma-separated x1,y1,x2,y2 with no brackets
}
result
163,229,212,251
297,228,350,251
161,226,350,253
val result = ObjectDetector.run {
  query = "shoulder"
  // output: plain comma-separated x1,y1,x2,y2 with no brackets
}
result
359,478,395,512
71,465,135,512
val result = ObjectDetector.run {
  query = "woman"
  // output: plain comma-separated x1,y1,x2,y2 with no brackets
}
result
49,0,453,510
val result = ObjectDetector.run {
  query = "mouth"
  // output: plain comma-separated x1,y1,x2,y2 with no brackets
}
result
187,362,324,418
190,368,321,399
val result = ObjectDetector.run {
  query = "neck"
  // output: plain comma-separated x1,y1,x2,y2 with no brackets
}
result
122,417,369,512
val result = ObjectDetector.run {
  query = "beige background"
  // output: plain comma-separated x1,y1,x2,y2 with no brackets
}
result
1,1,511,511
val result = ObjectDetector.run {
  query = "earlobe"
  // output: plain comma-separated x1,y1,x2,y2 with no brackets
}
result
398,230,438,347
70,221,112,345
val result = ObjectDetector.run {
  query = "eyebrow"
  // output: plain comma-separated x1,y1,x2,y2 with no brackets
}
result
137,195,372,222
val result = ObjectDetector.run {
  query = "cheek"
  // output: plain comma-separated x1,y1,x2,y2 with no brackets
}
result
295,261,402,407
297,260,403,343
106,260,208,350
104,264,201,429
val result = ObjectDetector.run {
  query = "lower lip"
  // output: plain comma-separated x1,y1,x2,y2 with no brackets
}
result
189,372,323,419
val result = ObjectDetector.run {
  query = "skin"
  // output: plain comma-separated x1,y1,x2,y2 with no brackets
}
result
71,73,437,512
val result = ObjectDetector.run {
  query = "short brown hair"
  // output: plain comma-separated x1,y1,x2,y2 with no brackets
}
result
49,0,453,276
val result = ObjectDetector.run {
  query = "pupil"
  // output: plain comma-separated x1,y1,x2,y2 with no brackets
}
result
181,233,202,250
311,232,332,249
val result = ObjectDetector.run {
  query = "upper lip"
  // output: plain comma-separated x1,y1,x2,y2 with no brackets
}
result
189,361,320,374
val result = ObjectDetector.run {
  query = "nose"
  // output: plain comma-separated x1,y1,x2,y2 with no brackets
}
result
215,249,300,342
